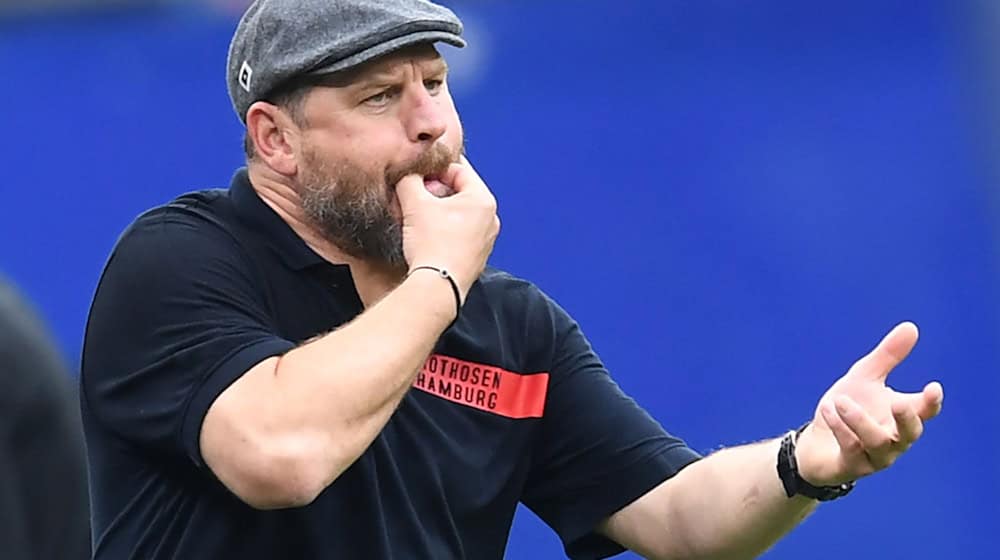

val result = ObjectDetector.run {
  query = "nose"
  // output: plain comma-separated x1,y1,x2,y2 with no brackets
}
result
402,85,447,145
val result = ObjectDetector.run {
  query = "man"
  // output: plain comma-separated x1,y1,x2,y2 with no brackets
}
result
80,0,944,558
0,276,90,559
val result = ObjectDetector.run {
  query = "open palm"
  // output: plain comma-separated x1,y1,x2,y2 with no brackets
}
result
795,322,944,486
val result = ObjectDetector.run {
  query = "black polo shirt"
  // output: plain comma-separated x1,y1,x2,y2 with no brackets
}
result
81,169,700,560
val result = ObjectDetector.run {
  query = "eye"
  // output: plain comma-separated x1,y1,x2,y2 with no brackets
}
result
424,79,444,94
363,89,396,106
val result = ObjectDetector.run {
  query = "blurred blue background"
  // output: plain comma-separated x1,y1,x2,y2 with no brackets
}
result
1,0,997,558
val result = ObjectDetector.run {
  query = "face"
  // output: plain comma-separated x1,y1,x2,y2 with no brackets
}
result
292,45,464,270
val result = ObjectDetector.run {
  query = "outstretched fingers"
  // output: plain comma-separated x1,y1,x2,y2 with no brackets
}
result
830,395,895,471
897,382,944,421
851,322,919,383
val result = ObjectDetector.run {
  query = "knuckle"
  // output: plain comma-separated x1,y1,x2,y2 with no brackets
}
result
864,436,893,456
872,434,893,449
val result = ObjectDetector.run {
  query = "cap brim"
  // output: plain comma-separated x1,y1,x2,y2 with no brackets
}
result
307,30,466,77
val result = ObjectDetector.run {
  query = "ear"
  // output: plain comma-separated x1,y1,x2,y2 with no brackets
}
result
245,101,301,176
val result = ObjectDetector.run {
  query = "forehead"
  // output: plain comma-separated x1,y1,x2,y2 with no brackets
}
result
326,44,446,86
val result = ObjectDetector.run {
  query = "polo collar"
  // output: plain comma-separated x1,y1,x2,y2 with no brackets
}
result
229,167,327,271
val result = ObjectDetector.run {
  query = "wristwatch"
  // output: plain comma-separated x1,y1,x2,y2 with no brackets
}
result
777,422,855,501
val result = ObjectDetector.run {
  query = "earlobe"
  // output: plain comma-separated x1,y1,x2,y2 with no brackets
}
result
246,102,298,176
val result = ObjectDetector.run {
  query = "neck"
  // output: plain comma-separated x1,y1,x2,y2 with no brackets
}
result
247,164,405,308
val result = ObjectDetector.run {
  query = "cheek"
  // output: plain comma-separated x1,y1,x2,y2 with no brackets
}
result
350,142,400,179
331,124,393,168
445,105,463,145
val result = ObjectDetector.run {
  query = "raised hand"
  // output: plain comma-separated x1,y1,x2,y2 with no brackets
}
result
794,322,944,486
395,156,500,300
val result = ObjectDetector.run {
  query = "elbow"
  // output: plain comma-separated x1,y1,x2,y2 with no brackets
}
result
201,359,344,510
239,464,326,511
217,433,333,510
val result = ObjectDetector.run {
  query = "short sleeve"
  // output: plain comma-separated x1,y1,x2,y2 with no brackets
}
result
81,209,296,468
520,295,701,560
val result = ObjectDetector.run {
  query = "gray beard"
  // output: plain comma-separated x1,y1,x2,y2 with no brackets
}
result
296,142,460,271
300,171,406,269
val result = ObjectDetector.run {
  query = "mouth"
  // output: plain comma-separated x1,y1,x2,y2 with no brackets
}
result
422,175,454,197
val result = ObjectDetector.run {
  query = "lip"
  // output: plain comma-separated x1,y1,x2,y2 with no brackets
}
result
422,176,453,197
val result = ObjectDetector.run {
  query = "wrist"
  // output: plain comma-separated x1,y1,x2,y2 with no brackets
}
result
778,422,855,502
408,262,472,300
405,266,463,327
792,423,822,486
793,422,851,487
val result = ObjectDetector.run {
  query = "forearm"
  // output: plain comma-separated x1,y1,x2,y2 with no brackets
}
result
207,269,457,506
272,271,454,476
604,322,942,559
657,439,816,559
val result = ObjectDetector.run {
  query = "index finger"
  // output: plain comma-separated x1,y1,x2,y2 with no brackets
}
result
441,157,492,197
891,399,923,445
395,173,432,209
898,381,944,421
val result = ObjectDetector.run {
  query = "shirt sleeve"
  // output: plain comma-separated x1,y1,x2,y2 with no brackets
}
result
81,209,296,469
520,291,702,560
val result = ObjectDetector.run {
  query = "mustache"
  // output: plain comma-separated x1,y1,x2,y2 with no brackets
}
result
384,143,461,189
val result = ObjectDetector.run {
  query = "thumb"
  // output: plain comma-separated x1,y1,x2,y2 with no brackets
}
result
851,321,919,382
395,174,431,211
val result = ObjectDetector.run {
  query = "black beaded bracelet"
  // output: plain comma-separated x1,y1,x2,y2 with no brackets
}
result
407,266,463,326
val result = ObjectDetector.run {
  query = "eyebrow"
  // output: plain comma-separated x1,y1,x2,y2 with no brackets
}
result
354,58,449,89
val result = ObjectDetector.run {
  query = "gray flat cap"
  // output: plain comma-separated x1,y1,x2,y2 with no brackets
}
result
227,0,466,123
